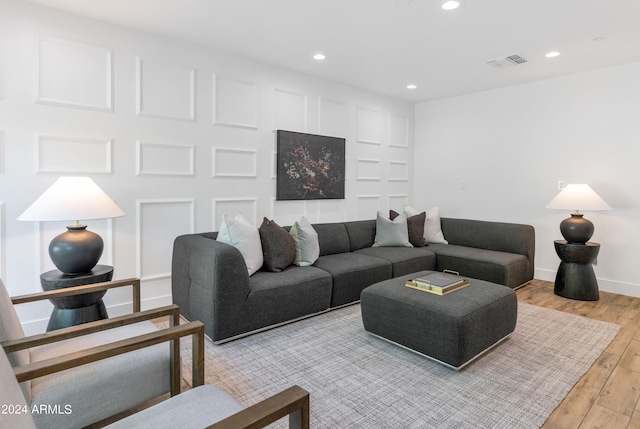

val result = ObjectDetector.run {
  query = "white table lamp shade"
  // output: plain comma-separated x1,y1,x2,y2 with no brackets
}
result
18,176,125,222
545,184,612,212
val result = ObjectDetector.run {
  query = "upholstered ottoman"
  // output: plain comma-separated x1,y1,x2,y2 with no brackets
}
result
360,270,517,369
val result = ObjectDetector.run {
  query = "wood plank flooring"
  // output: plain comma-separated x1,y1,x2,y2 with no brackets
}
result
518,279,640,429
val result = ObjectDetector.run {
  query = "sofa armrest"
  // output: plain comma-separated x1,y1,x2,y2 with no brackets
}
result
172,234,251,341
207,385,310,429
440,217,535,279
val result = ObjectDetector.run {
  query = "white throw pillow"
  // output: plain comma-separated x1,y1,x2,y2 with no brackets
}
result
372,211,413,247
289,216,320,266
404,205,448,244
217,213,264,276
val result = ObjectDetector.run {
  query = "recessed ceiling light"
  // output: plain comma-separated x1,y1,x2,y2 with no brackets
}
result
592,37,606,43
407,84,417,90
545,51,560,58
313,53,326,61
441,0,463,10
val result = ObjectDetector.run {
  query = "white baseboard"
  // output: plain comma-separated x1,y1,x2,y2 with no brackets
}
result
534,267,640,299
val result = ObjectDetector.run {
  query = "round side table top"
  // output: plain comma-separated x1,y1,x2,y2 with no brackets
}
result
553,241,600,265
40,265,114,290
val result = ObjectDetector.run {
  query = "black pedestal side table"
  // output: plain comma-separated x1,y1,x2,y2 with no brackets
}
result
40,265,113,331
553,240,600,301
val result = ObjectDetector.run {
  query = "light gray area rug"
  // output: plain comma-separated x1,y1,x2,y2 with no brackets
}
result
178,302,619,428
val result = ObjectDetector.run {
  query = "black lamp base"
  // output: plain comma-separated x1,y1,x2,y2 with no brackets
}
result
49,224,104,275
559,213,594,244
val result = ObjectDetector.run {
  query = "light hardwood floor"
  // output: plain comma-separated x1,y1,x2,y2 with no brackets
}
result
518,279,640,429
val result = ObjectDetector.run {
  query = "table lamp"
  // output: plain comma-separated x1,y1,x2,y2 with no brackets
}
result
18,176,125,275
545,184,611,244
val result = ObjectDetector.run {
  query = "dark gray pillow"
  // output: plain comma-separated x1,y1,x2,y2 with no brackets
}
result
390,210,427,247
259,218,296,272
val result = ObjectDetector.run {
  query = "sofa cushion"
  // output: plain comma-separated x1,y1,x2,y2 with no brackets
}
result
343,220,376,251
315,253,391,307
289,216,320,266
312,223,351,255
259,218,295,272
373,212,412,248
390,210,426,247
217,213,263,276
241,266,333,332
355,246,436,277
431,244,530,288
405,205,448,244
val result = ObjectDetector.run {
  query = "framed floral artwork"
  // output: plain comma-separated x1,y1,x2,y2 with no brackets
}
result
276,130,345,201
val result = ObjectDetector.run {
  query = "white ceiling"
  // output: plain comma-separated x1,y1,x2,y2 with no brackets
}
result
27,0,640,102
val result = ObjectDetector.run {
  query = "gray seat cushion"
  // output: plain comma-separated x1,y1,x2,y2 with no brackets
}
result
205,265,333,342
316,253,391,307
431,244,530,288
0,279,31,399
105,384,243,428
0,348,36,429
29,321,170,429
244,265,333,329
355,247,436,277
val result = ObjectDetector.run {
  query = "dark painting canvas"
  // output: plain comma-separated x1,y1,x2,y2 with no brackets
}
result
276,130,345,201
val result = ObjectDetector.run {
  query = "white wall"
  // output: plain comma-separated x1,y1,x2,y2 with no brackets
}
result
414,61,640,297
0,1,414,333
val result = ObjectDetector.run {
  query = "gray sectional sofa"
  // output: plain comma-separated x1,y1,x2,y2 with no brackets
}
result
171,217,535,343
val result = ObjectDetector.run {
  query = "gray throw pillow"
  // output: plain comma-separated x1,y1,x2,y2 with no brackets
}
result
259,218,296,272
289,216,320,266
390,210,427,247
372,212,413,247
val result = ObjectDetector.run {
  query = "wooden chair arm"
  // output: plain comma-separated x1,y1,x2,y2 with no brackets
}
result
207,385,310,429
1,304,181,353
12,320,205,390
11,277,141,312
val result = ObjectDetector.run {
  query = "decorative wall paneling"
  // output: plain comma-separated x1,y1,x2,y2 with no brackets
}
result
356,158,381,181
389,114,410,148
356,195,381,220
136,56,195,121
0,129,4,174
388,161,409,181
36,133,112,174
357,107,382,145
136,141,195,176
136,199,194,281
270,198,307,227
0,29,4,100
212,148,257,178
213,198,258,230
318,98,349,137
0,202,5,281
388,194,409,212
274,88,307,132
213,75,258,129
35,35,113,112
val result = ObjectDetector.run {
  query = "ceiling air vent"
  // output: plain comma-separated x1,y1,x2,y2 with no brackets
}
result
486,54,528,69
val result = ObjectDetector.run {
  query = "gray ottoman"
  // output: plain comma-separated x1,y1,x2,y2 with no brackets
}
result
361,270,517,370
